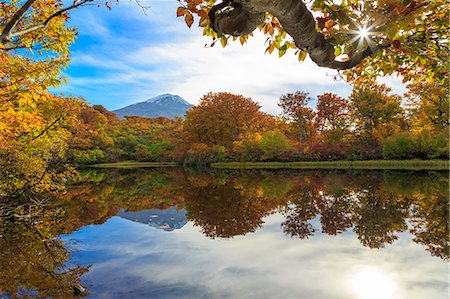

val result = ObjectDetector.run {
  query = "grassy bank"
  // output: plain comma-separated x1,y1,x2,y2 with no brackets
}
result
211,160,449,170
91,161,177,168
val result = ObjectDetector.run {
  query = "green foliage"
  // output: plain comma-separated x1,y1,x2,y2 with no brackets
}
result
383,131,449,159
233,133,264,162
74,147,105,165
349,81,404,141
261,130,292,161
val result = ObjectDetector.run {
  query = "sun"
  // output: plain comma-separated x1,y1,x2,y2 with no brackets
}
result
351,267,396,299
358,27,370,39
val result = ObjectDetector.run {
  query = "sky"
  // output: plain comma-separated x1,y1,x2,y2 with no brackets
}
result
59,0,406,115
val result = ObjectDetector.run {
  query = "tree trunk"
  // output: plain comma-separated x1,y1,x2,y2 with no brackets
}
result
212,0,381,70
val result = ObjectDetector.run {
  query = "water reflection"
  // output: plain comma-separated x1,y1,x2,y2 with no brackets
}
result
0,207,89,297
52,169,447,259
351,267,396,299
1,168,448,297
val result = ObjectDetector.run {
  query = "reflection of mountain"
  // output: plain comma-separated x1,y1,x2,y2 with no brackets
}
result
118,206,187,231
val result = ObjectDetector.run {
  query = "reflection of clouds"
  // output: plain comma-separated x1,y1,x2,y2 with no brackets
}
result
65,213,448,299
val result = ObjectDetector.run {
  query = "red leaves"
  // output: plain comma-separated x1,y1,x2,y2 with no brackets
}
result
176,6,188,17
177,6,194,28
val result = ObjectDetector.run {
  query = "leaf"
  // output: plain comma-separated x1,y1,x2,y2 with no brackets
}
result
185,13,194,28
199,16,209,27
325,19,336,29
176,7,188,17
220,36,228,48
334,46,342,56
265,43,275,54
278,45,287,57
298,50,307,61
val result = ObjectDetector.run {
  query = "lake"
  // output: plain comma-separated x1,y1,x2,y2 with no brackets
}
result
1,169,448,298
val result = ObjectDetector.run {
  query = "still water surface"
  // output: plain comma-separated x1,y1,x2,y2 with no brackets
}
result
2,169,448,298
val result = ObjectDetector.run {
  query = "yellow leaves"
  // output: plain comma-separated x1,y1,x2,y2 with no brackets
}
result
220,36,228,48
298,50,307,61
334,46,342,56
239,35,247,45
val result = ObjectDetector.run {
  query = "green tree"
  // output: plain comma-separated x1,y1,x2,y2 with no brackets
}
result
405,80,449,132
349,81,405,142
260,130,292,161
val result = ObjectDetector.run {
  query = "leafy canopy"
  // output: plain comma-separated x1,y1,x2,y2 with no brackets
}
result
178,0,448,83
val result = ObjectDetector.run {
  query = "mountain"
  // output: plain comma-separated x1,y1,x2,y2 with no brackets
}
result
113,93,192,119
118,206,188,232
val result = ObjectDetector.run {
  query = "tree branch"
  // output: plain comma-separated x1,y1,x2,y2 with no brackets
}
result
210,0,392,70
0,0,92,44
1,0,37,40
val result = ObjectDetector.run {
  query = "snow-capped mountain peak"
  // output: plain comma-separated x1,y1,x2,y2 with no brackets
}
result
113,93,193,119
145,93,191,106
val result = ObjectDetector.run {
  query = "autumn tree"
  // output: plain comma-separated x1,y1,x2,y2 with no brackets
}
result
405,81,450,132
107,116,180,162
315,93,349,143
0,0,82,198
278,91,315,144
184,92,266,148
348,82,405,142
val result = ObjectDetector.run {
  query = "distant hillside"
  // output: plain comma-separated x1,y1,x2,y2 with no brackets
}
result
113,93,192,119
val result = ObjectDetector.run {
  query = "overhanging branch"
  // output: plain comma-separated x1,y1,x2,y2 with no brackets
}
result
210,0,391,70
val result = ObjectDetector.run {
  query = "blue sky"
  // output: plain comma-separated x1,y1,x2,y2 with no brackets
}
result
59,1,405,115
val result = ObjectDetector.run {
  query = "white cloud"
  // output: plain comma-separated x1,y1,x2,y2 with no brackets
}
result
65,214,448,299
63,2,404,114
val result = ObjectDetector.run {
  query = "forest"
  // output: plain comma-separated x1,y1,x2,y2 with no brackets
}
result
1,82,449,198
1,0,448,202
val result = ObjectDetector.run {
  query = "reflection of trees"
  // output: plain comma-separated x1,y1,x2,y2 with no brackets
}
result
183,172,286,238
385,172,449,261
410,193,448,260
66,169,446,259
352,189,409,249
52,169,186,234
282,186,318,239
280,171,448,260
57,169,449,260
2,166,446,298
0,209,89,297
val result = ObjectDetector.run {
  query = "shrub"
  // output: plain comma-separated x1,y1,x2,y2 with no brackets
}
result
383,131,448,159
261,130,292,161
74,147,105,165
308,142,351,161
233,133,263,161
184,143,228,167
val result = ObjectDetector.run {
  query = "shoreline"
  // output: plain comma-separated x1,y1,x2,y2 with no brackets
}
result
211,160,449,170
90,162,177,168
91,160,449,170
